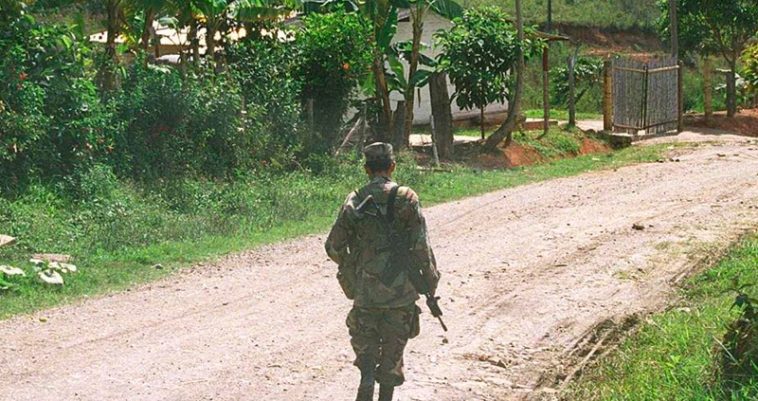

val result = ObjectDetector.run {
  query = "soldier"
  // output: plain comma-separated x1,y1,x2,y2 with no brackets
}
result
325,142,440,401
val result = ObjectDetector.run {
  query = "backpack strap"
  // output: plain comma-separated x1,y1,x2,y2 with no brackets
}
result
386,184,400,224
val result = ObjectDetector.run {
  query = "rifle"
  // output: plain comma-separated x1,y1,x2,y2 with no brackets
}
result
360,187,448,332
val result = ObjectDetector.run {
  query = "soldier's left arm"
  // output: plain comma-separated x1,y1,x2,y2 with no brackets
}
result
398,187,440,294
325,196,354,266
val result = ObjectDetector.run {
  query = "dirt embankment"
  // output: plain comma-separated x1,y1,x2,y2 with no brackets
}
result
0,136,757,401
688,108,758,137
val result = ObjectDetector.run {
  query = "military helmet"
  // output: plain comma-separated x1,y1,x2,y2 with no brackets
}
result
363,142,395,163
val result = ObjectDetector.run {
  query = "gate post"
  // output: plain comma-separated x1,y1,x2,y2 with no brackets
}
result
676,60,684,132
603,60,613,131
641,65,649,135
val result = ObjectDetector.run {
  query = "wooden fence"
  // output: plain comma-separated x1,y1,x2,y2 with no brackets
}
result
611,56,682,138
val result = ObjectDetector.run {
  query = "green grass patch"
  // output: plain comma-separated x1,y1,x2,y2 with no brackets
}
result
523,109,603,121
566,235,758,401
0,144,667,319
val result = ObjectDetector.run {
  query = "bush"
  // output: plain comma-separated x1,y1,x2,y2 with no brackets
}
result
296,11,372,152
113,63,246,179
0,6,114,193
227,39,304,167
742,43,758,102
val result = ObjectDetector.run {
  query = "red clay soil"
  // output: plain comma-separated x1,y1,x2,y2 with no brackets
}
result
471,136,611,170
688,108,758,137
580,137,612,155
501,142,544,168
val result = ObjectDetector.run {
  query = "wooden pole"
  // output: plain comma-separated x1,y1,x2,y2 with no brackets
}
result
603,60,613,131
568,55,576,127
703,56,713,123
542,46,550,137
669,0,678,58
480,108,485,139
676,61,684,132
641,65,649,135
547,0,553,32
430,114,440,167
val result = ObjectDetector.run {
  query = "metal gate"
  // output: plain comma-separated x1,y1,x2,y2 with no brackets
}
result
613,56,681,137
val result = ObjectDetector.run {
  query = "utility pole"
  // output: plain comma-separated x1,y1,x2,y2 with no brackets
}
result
669,0,678,57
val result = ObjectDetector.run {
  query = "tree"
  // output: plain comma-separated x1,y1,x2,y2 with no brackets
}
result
297,11,373,152
397,0,462,148
667,0,758,117
436,6,521,139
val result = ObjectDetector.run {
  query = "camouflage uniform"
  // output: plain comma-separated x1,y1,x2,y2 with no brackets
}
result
325,143,440,389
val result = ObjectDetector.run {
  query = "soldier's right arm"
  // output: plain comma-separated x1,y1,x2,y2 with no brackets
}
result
397,187,440,295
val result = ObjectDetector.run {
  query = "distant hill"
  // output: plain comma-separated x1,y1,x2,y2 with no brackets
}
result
464,0,660,31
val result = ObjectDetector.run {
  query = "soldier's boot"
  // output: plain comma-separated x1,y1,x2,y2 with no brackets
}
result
378,385,394,401
355,362,375,401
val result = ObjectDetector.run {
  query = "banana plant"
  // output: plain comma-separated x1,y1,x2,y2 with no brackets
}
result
398,0,461,147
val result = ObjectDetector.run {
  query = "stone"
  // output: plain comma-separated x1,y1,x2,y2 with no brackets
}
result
0,265,26,277
38,270,64,285
0,235,16,248
31,253,72,263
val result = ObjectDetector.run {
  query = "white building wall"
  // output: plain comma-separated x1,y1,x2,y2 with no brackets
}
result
392,12,508,124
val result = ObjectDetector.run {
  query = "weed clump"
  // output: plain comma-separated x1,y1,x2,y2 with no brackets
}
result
717,285,758,396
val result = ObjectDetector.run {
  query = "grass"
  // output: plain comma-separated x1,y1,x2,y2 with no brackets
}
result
0,138,668,319
566,235,758,401
523,109,602,121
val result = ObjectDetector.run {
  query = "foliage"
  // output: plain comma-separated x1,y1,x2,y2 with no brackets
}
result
551,55,603,107
226,39,303,166
112,62,251,179
296,11,372,151
436,6,542,114
658,0,758,59
0,2,115,194
743,43,758,98
660,0,758,116
718,279,757,394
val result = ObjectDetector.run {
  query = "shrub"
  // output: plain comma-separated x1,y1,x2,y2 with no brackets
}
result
0,5,114,193
296,11,372,152
113,63,246,179
227,39,304,167
742,43,758,102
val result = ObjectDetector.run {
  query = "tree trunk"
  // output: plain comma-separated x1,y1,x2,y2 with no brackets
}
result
568,54,577,126
190,20,200,67
206,23,217,67
480,108,485,139
669,0,678,57
373,55,393,141
392,101,406,149
402,5,425,149
141,8,154,53
703,56,713,123
726,57,737,117
485,0,524,151
99,0,121,91
429,72,454,159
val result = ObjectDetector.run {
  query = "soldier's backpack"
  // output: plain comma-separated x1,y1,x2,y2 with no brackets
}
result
353,184,413,287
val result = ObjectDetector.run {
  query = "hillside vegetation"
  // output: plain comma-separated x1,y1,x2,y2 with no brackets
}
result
466,0,660,30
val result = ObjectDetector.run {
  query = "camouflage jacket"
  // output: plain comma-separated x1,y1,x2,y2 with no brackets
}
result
325,175,440,308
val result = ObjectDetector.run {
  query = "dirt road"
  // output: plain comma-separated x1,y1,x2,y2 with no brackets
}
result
2,135,758,401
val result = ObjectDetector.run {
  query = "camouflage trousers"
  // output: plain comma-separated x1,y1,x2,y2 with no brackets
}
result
346,304,421,386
